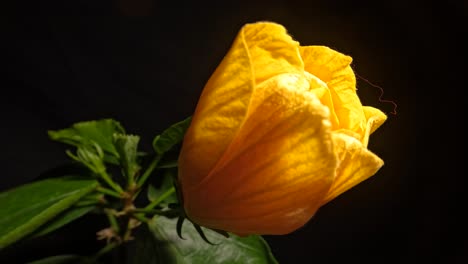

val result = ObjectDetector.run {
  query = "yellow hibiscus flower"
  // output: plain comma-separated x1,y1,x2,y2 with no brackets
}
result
178,22,387,235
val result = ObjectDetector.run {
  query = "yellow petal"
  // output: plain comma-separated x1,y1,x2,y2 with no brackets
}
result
363,106,387,134
241,22,304,84
321,132,384,205
179,22,305,187
182,74,336,235
362,106,387,147
300,46,366,138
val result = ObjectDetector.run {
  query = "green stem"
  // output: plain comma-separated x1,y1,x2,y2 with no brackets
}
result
122,218,134,242
97,186,122,199
136,155,161,188
132,208,165,214
132,208,178,218
98,170,124,194
105,209,120,233
127,171,135,190
132,188,142,201
132,213,148,223
145,187,175,210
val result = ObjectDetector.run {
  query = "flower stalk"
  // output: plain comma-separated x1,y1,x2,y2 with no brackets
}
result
136,155,161,189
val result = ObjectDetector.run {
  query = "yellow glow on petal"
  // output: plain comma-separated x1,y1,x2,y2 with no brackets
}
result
362,106,387,147
304,71,340,129
300,46,367,138
321,132,384,205
363,106,387,135
179,22,306,187
241,22,304,84
178,21,388,236
183,74,336,235
178,29,254,187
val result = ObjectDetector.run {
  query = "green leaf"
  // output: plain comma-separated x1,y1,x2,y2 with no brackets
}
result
152,116,192,155
147,184,158,202
66,143,106,175
127,225,173,264
48,119,125,163
31,205,96,238
0,177,98,249
147,170,177,205
27,255,100,264
114,134,141,180
131,216,278,264
157,159,178,169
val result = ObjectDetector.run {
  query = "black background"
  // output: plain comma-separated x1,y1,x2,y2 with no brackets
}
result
1,1,466,263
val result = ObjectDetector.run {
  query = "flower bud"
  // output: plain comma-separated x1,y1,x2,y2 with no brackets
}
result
178,22,386,235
